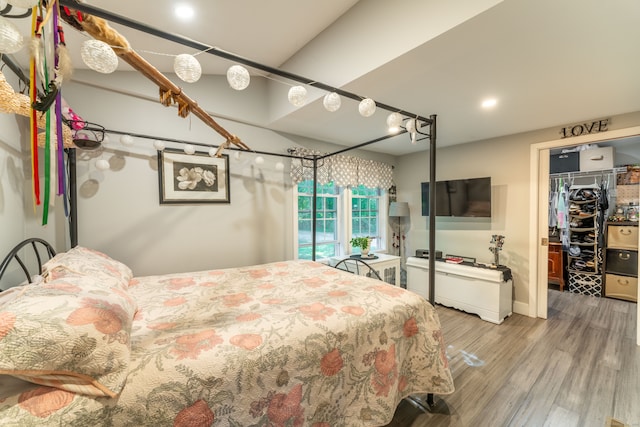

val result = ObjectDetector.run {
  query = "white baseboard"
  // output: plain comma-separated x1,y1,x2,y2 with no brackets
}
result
513,300,529,317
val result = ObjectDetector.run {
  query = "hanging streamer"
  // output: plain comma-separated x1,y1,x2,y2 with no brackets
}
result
52,1,68,216
29,6,40,208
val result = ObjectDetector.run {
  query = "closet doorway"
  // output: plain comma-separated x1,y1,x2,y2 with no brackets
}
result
529,125,640,346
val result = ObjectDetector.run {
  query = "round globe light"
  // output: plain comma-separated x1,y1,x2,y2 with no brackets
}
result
226,65,250,90
0,16,24,54
358,98,376,117
386,112,403,132
6,0,40,7
275,162,285,171
80,40,118,74
174,53,201,83
288,85,307,107
120,134,134,146
153,140,165,151
323,92,341,112
184,144,196,155
255,156,265,165
95,159,110,171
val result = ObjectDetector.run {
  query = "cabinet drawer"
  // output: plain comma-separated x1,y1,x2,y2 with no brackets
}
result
607,225,638,249
605,249,638,275
605,273,638,302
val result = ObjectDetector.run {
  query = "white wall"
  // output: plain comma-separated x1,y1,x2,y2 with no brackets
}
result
395,111,640,314
55,71,395,276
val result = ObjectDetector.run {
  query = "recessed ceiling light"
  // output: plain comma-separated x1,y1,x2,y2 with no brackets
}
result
481,98,498,109
175,4,195,20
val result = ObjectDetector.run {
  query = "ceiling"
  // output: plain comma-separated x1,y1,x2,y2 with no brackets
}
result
4,0,640,156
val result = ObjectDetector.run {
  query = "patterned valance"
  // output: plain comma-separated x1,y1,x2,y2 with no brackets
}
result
289,147,393,190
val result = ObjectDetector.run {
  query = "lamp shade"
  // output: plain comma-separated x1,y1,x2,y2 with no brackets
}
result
389,201,409,217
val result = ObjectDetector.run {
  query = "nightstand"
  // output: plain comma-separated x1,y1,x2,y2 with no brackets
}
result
331,253,401,286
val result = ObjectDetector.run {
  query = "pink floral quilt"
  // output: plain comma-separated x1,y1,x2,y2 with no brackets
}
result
0,260,453,426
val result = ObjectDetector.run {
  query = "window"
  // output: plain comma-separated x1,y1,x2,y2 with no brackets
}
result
295,181,387,260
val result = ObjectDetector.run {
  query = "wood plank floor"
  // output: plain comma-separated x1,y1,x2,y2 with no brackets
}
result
385,290,640,427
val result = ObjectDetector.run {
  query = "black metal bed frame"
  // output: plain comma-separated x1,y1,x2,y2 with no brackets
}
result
0,238,56,287
1,1,441,410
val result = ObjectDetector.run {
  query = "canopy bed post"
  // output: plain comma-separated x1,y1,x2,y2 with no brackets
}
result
312,156,318,261
67,148,78,247
428,114,437,304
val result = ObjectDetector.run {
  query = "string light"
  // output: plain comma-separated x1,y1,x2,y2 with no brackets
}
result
80,40,118,74
153,140,165,151
358,98,376,117
288,85,307,107
0,16,24,54
174,54,201,83
226,65,250,90
323,92,341,112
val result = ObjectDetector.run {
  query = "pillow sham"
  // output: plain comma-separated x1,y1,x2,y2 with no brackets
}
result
0,274,137,397
42,246,133,289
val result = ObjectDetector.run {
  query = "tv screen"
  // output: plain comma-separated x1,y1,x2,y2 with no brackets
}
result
421,177,491,217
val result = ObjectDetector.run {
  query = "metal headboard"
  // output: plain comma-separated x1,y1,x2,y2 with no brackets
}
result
333,258,383,281
0,238,56,290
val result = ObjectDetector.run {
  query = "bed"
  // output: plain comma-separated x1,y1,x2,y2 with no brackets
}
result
0,240,454,426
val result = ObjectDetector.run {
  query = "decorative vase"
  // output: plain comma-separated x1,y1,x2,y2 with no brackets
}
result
361,246,370,257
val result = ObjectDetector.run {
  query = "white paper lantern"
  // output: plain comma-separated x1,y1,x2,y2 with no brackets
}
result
184,144,195,155
405,118,416,133
0,16,24,54
288,85,307,107
153,140,165,151
226,65,250,90
6,0,39,7
80,40,118,74
358,98,376,117
323,92,341,112
120,134,134,146
174,54,201,83
95,159,110,171
386,112,403,132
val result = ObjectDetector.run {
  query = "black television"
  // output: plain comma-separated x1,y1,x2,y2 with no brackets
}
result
421,177,492,217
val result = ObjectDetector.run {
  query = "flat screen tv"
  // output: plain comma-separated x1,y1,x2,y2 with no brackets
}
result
421,177,491,217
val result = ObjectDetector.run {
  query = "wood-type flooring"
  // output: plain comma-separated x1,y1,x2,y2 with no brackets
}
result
385,290,640,427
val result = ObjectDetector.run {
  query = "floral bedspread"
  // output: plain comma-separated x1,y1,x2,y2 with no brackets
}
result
0,260,454,426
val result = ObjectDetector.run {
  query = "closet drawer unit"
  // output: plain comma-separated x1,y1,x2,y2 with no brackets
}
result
605,273,638,302
607,225,639,249
550,152,579,174
605,249,638,276
579,147,614,172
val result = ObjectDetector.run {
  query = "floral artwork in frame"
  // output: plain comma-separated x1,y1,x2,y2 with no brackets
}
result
158,148,230,204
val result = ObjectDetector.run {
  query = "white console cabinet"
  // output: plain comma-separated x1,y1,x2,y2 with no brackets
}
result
406,257,513,324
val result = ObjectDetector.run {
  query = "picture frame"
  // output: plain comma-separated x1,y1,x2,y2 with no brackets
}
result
158,148,230,204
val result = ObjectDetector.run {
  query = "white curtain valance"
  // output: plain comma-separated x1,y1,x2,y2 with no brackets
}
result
289,148,393,190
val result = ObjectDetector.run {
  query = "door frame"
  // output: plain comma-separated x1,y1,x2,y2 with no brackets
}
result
529,125,640,345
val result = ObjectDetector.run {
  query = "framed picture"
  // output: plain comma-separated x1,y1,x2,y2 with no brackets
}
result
158,148,230,204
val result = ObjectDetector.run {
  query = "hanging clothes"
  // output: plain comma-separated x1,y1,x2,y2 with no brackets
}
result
548,178,558,228
557,180,571,250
